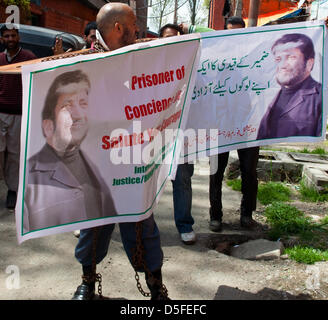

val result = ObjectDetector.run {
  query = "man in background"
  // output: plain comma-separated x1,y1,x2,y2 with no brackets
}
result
52,21,97,55
0,25,36,209
208,16,261,232
83,21,97,49
159,23,197,245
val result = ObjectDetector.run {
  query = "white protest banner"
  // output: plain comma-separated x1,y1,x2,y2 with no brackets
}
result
16,34,201,243
182,21,328,162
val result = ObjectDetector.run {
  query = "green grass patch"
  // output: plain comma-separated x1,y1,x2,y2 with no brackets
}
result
264,202,313,239
257,182,291,205
299,147,327,155
299,180,328,202
226,179,242,191
260,146,298,153
260,146,328,155
284,246,328,264
264,203,328,263
320,215,328,225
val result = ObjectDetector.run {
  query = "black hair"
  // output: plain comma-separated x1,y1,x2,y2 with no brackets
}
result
225,16,245,29
271,33,315,62
0,24,19,36
84,21,97,36
159,23,184,38
42,70,90,123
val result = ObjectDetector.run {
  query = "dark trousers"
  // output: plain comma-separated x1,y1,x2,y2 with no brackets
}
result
209,146,259,220
75,215,163,273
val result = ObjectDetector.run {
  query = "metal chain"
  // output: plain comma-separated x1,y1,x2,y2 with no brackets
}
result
134,269,151,297
81,227,103,299
95,273,102,297
82,222,169,299
92,227,103,299
132,222,168,299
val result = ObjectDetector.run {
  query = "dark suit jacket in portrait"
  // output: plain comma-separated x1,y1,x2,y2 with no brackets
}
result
257,76,322,140
23,144,117,232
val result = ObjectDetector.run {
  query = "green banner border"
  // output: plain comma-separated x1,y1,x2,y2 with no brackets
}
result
21,38,200,236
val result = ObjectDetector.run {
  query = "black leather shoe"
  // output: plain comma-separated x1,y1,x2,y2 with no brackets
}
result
209,219,222,232
72,283,95,300
240,217,263,231
6,190,17,210
146,270,170,300
151,290,171,300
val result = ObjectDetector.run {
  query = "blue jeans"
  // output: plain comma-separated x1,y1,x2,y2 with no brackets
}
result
75,214,163,272
171,163,194,234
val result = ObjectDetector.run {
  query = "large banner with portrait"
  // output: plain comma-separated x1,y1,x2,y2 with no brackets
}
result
16,35,201,243
14,20,328,243
182,20,328,161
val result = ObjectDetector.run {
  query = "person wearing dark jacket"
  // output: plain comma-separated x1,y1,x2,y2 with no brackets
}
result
257,33,322,140
24,70,117,233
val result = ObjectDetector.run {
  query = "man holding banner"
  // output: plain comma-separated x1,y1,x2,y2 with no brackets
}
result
206,17,261,232
257,32,322,139
14,0,200,299
71,3,167,300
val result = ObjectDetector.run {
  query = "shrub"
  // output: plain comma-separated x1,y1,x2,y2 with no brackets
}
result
264,202,312,238
285,246,328,264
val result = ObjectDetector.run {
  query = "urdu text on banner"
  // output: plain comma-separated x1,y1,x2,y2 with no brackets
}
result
182,20,328,161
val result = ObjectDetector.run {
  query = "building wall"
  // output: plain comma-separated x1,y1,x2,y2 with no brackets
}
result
0,0,98,36
32,0,97,36
1,0,149,38
209,0,226,30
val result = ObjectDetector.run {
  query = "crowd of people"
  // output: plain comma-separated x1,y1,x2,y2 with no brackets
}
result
0,1,327,300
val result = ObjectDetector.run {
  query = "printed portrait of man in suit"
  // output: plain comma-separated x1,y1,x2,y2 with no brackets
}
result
257,33,322,140
23,70,117,232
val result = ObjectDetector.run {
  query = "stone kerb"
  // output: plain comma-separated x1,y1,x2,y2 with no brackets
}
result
302,165,328,192
226,150,303,183
226,150,328,188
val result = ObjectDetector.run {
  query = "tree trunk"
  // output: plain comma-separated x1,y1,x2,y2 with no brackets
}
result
234,0,243,17
173,0,178,24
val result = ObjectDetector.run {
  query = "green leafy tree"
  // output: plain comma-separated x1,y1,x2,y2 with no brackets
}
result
187,0,208,26
1,0,31,23
203,0,210,9
149,0,175,31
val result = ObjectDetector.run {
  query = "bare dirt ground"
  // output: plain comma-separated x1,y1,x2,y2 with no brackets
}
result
1,155,328,300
